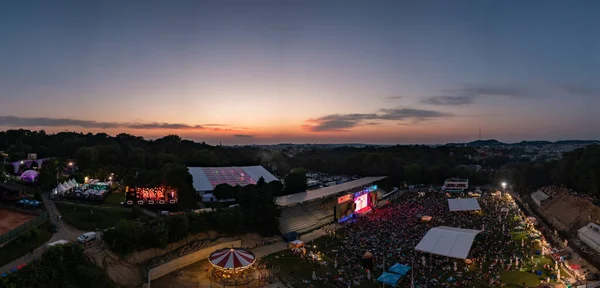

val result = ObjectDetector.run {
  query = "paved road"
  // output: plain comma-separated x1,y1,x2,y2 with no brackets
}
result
0,192,84,274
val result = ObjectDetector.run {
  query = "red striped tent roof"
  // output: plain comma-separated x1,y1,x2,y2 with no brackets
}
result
209,248,255,269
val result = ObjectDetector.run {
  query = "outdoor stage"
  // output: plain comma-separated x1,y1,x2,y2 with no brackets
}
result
0,209,34,234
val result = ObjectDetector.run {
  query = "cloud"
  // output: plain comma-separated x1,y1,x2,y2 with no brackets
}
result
560,84,599,97
302,108,451,132
385,96,404,100
0,116,230,131
127,123,205,129
233,134,254,138
421,95,476,106
422,85,527,106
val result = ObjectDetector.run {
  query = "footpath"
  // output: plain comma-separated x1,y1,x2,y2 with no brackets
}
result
512,192,599,284
0,192,83,275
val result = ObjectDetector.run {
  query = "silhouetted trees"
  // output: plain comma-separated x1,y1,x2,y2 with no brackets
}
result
1,244,116,288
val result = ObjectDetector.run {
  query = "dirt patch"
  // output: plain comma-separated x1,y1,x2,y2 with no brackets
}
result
87,246,143,288
538,189,600,233
88,231,281,287
0,208,35,234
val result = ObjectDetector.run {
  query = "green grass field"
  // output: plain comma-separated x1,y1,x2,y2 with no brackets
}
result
103,192,125,205
55,202,134,230
0,222,52,267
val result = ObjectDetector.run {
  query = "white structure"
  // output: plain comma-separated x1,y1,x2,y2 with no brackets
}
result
275,176,386,207
188,166,279,194
415,226,482,259
577,222,600,254
442,178,469,192
447,198,481,211
201,193,217,202
530,190,550,207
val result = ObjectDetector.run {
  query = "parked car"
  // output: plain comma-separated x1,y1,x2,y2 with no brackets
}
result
77,232,97,243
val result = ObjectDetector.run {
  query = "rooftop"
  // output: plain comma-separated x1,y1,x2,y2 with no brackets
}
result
415,226,482,259
445,178,469,182
274,176,386,207
188,166,279,191
448,198,481,211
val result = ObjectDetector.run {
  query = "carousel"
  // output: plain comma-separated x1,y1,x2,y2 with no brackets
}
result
208,248,257,287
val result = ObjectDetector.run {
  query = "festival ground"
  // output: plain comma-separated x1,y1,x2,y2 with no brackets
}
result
262,193,572,288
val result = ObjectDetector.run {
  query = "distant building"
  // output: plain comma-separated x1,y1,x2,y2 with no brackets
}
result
530,190,550,207
442,178,469,192
577,222,600,254
188,166,279,195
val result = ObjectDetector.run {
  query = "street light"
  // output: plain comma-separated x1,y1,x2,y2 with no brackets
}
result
68,162,73,166
84,176,89,183
501,182,507,196
108,176,112,181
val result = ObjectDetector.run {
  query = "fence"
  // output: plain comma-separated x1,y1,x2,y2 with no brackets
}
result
0,211,49,246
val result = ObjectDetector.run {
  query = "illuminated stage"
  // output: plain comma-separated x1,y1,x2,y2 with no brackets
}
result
335,185,378,222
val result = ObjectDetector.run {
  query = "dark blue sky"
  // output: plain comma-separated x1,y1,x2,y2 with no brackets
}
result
1,0,599,144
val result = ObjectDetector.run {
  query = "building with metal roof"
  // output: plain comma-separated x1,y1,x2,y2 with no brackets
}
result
188,166,279,193
275,176,386,207
530,190,550,207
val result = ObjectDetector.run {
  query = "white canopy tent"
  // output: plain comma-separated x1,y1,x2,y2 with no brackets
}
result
415,226,483,259
448,198,481,211
57,183,67,193
63,181,72,189
69,179,77,186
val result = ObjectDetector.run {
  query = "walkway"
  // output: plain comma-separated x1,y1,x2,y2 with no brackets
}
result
0,191,84,274
252,224,332,259
512,192,599,282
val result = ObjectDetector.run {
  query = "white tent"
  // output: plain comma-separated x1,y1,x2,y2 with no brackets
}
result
448,198,481,211
57,183,66,193
69,179,77,186
415,226,482,259
63,181,71,189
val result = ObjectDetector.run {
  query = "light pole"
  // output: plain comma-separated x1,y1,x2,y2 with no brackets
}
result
501,182,507,196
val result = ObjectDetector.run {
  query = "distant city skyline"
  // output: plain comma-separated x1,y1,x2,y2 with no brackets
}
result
1,0,599,145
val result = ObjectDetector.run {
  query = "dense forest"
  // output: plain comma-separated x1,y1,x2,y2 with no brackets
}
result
2,129,600,199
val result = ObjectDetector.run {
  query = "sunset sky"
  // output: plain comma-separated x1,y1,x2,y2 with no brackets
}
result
1,0,599,145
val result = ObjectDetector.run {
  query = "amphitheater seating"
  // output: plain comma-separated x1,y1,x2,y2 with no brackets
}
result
279,214,319,234
304,201,334,221
280,204,307,219
278,198,336,234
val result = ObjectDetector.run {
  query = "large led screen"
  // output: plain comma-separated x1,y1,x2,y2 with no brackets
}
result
354,193,369,212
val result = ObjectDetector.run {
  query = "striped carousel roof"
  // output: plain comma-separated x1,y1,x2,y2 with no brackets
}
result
209,248,255,269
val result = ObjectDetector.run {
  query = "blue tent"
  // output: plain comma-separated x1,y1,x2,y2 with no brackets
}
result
377,272,402,286
388,263,412,275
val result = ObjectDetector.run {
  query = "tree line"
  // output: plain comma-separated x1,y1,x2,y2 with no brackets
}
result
103,178,280,254
2,129,599,200
0,244,116,288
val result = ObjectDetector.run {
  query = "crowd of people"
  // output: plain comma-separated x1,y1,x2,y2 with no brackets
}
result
294,192,562,287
